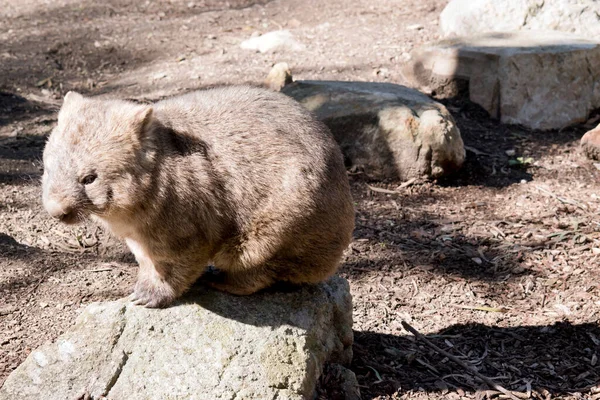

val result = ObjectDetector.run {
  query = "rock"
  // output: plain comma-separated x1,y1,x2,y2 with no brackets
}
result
264,62,293,91
326,364,362,400
581,124,600,160
0,277,354,400
403,31,600,130
406,24,424,31
240,30,304,53
440,0,600,40
282,80,465,180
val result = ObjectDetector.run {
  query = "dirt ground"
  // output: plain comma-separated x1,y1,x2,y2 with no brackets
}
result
2,0,600,399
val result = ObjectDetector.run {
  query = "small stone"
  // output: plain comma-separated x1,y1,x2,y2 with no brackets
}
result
581,124,600,161
373,68,389,78
505,149,516,156
287,18,301,28
39,302,48,309
512,266,526,274
240,30,304,53
321,364,361,400
9,126,22,137
264,62,293,91
407,24,424,31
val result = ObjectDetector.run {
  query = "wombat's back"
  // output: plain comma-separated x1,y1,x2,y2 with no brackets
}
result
154,86,350,219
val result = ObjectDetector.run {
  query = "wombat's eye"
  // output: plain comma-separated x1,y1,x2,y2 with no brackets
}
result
81,173,97,185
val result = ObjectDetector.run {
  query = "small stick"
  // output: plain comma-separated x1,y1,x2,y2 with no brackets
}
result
535,186,586,210
367,184,399,195
84,267,113,273
401,321,523,400
397,177,418,189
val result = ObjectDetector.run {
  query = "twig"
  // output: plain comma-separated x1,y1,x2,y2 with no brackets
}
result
367,184,399,195
397,177,418,189
84,267,113,273
464,145,491,156
269,19,284,30
451,304,509,313
535,186,587,210
401,321,524,400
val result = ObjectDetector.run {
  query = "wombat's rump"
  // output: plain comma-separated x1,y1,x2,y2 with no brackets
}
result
42,86,355,307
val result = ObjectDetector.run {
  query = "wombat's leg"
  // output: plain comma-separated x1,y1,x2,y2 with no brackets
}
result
127,238,203,308
205,267,276,296
130,259,177,308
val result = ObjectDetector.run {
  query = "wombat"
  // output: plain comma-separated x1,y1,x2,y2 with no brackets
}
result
42,86,355,307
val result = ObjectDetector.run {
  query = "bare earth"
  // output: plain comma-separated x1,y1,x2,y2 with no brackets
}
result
1,1,600,399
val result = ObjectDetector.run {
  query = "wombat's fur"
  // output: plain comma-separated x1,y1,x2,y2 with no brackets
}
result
42,86,355,307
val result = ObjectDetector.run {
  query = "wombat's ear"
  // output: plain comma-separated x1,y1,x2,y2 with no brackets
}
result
58,91,85,125
63,91,84,106
132,106,154,137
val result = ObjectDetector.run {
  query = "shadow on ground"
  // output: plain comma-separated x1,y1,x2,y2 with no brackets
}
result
0,231,132,296
437,94,590,189
344,185,529,286
353,321,600,399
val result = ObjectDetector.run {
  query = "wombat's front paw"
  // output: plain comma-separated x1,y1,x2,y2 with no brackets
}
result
130,278,177,308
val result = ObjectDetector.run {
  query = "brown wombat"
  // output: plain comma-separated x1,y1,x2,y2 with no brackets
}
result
42,86,355,307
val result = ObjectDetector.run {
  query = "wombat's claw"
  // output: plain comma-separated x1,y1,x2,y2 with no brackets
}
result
130,281,176,308
133,298,162,308
129,291,170,308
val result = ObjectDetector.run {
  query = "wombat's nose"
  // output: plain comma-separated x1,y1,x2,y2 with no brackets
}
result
44,198,72,220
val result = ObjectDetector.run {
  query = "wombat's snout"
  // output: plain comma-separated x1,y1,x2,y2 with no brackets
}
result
44,197,77,224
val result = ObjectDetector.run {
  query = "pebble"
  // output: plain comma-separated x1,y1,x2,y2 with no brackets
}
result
240,30,304,53
407,24,424,31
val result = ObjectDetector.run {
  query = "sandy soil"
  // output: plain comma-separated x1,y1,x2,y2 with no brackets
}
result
2,0,600,399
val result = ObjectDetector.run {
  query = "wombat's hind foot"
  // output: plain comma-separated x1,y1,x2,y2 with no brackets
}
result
130,277,178,308
204,268,275,296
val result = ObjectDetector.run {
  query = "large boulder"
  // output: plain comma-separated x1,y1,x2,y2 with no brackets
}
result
0,277,355,400
440,0,600,40
281,80,465,180
403,31,600,130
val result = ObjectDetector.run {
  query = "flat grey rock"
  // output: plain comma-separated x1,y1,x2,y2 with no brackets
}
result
440,0,600,40
0,277,355,400
282,80,465,180
403,31,600,130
